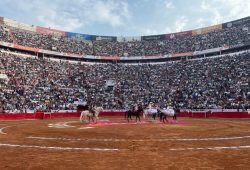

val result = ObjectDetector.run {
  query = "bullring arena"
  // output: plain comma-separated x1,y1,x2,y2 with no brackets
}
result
0,4,250,169
0,112,250,170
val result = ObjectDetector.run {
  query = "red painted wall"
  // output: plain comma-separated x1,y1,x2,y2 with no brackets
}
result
178,111,250,118
0,111,249,120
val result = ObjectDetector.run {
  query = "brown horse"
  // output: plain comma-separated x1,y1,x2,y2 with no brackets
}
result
124,106,143,122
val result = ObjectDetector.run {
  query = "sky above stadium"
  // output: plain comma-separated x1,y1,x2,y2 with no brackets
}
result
0,0,249,36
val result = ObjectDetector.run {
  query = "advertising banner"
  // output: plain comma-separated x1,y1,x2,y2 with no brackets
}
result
93,35,117,41
39,49,64,56
96,56,120,60
66,32,93,40
192,24,222,35
120,55,171,60
141,34,165,41
39,49,87,58
172,52,193,57
120,56,144,60
143,55,162,59
117,36,141,42
193,45,230,55
13,44,39,52
36,26,66,37
193,47,221,55
222,16,250,29
84,55,96,59
63,52,84,58
165,31,192,40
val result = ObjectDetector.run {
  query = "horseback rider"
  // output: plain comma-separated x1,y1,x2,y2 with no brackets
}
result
147,102,158,120
127,103,141,122
88,102,96,117
133,103,138,112
148,102,153,109
138,103,143,111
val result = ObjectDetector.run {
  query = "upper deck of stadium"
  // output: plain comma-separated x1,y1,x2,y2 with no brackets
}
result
0,16,250,61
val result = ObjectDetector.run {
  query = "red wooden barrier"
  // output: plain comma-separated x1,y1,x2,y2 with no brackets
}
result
0,111,249,120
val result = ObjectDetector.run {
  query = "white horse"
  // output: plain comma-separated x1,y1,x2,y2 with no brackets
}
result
143,108,158,120
158,107,177,123
79,107,103,123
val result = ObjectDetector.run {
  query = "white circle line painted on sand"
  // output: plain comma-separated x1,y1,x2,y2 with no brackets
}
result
0,126,12,135
48,120,152,129
169,145,250,151
63,121,79,126
99,119,110,121
78,127,95,129
191,118,250,124
26,135,250,142
0,143,121,152
48,121,78,128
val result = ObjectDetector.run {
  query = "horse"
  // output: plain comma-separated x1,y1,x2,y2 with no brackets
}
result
79,106,103,123
125,106,143,122
143,108,158,120
158,107,177,123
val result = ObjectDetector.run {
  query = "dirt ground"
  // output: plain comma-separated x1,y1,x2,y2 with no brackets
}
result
0,116,250,170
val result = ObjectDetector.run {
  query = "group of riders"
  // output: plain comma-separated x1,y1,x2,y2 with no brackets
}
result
125,102,178,122
79,100,179,123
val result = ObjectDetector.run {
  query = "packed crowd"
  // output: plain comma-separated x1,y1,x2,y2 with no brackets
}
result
12,28,93,55
0,50,249,112
0,21,249,57
93,25,248,56
0,25,13,43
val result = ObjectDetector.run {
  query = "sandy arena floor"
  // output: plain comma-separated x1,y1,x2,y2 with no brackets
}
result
0,116,250,170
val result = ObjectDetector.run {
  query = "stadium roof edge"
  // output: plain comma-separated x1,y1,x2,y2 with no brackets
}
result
1,16,250,38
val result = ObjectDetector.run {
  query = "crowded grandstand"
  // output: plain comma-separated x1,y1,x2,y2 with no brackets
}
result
0,16,249,113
